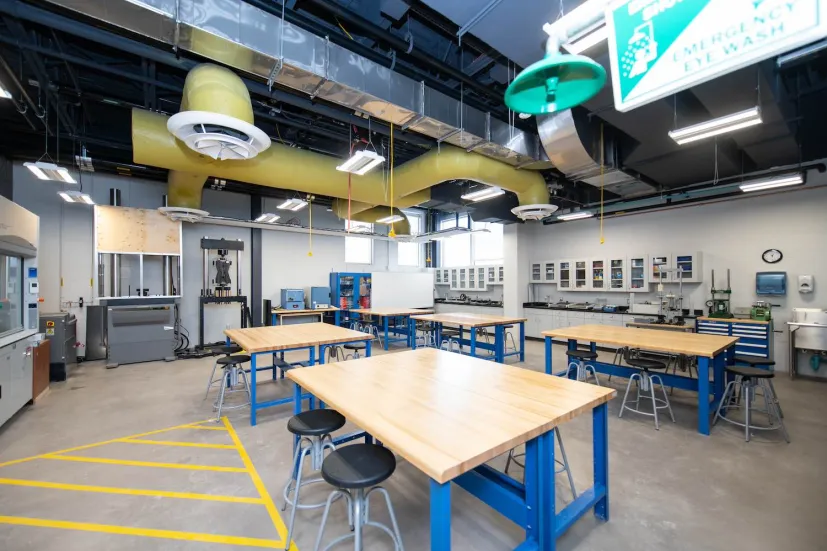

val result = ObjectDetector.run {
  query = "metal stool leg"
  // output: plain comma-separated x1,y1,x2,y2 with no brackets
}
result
367,487,404,551
744,381,752,442
767,379,785,418
618,373,640,418
313,490,345,551
645,372,659,430
585,364,601,386
713,380,737,426
763,380,790,443
555,428,577,499
652,374,675,423
205,358,221,399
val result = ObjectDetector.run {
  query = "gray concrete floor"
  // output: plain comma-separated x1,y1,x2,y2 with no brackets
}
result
0,339,825,551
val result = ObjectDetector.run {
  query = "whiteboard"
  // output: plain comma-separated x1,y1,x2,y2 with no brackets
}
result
371,272,434,309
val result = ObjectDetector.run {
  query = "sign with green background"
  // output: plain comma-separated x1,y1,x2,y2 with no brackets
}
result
606,0,827,112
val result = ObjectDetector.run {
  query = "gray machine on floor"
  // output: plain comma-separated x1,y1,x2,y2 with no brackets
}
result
105,299,177,368
39,312,78,381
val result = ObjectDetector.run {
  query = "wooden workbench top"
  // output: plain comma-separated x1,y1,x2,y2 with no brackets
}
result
696,316,770,324
349,308,434,316
410,312,527,328
225,323,372,353
626,322,694,332
543,324,737,358
272,307,339,315
287,348,615,483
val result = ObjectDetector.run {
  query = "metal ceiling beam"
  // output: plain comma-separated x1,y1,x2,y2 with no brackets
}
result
0,0,436,149
0,51,48,133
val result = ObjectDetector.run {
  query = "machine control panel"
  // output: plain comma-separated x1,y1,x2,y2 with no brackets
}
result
24,265,39,329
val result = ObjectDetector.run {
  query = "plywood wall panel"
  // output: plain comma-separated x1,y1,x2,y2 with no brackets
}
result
95,206,181,255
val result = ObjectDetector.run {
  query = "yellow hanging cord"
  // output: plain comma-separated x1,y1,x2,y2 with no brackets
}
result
308,195,313,256
388,123,396,238
599,122,605,245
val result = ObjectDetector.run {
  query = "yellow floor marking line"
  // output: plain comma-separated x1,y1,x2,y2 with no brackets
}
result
0,516,282,549
0,478,264,504
182,424,228,431
118,438,237,449
40,454,248,473
0,419,222,469
223,417,299,551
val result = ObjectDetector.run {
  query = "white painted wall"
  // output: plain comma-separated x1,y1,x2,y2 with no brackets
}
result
524,185,827,373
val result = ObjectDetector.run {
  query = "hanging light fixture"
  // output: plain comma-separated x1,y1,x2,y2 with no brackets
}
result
376,214,405,224
277,198,308,211
739,173,804,192
0,81,11,99
58,190,95,204
25,161,77,183
669,107,762,145
336,149,385,175
254,213,280,223
461,186,506,202
557,211,594,221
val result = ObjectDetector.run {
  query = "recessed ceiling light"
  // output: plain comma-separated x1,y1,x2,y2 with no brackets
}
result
739,173,804,192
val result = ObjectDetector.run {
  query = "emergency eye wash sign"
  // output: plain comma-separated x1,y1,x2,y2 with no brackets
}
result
606,0,827,112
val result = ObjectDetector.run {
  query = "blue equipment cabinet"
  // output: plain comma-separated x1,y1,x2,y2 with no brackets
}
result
280,288,305,310
696,316,774,364
330,272,371,313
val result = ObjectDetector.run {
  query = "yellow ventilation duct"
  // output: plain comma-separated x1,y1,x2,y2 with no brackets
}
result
137,63,550,220
331,202,412,235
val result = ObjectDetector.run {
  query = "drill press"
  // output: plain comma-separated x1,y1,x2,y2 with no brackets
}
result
706,269,732,319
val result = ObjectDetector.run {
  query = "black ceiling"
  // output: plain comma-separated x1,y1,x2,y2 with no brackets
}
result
0,0,826,212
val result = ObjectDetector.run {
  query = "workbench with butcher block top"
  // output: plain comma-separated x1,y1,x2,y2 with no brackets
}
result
287,348,616,551
223,323,373,426
542,324,738,435
346,307,433,350
410,312,526,362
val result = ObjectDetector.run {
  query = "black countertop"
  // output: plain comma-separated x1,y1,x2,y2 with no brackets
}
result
523,303,700,319
435,298,503,308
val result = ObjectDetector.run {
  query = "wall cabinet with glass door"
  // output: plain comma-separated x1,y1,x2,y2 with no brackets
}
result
487,266,496,285
574,260,588,290
450,269,458,289
673,252,702,283
477,267,486,290
468,268,475,290
650,254,670,283
628,255,648,290
558,260,572,290
543,261,556,283
530,261,542,283
498,266,504,283
609,258,626,291
589,259,606,291
459,268,467,289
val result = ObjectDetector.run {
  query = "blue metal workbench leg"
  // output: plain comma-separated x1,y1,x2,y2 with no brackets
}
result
436,323,443,348
293,381,302,451
470,327,477,357
713,351,725,409
430,479,452,551
697,356,711,435
525,431,555,550
319,345,326,365
593,402,609,521
308,347,316,410
590,341,597,354
519,321,525,362
366,340,372,357
410,317,417,350
545,336,552,375
335,310,340,326
384,316,390,351
567,339,578,380
250,353,258,426
495,325,504,363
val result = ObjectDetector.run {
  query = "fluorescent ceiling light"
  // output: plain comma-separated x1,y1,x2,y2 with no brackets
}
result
562,23,609,54
58,190,95,204
668,107,762,145
557,211,594,221
277,198,308,211
376,214,405,224
336,149,385,175
461,186,505,202
777,39,827,67
739,173,804,192
254,213,280,223
24,161,77,183
0,83,11,99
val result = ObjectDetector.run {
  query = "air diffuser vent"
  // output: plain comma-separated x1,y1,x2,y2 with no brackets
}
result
158,206,209,223
166,111,271,160
511,204,559,221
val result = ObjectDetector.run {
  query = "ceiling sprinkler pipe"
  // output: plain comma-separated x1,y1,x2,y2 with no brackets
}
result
542,0,610,48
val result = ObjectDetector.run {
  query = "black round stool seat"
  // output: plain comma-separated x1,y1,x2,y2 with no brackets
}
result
217,355,250,365
568,350,598,361
503,325,514,329
734,356,775,367
726,365,774,379
441,328,460,336
322,444,396,489
627,357,667,370
287,409,346,436
344,342,366,350
219,345,243,355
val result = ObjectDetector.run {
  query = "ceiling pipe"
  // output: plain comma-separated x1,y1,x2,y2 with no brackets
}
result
302,0,505,105
0,52,47,131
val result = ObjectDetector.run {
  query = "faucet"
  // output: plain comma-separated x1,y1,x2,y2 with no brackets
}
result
544,295,550,307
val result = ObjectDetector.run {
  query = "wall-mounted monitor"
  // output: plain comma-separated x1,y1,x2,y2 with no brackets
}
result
756,272,787,296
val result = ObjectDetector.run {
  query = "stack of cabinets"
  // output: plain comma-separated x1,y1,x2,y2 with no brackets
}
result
650,253,703,283
530,261,557,283
696,318,772,360
524,309,648,338
0,338,34,428
440,265,503,291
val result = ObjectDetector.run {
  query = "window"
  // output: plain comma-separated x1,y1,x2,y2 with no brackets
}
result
397,210,423,267
0,255,23,338
345,220,373,264
472,221,504,265
438,214,471,267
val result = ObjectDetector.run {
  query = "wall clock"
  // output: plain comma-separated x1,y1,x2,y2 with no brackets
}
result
762,249,783,264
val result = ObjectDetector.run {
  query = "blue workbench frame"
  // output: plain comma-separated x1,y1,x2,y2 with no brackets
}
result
544,336,735,435
429,403,609,550
410,320,525,363
225,337,372,426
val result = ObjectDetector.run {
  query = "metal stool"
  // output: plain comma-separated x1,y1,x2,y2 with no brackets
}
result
618,354,675,430
504,427,577,499
503,325,518,355
565,349,601,385
734,356,783,418
315,444,404,551
205,345,243,397
343,342,366,360
440,338,461,354
210,355,251,421
281,409,346,551
714,366,789,443
326,345,345,363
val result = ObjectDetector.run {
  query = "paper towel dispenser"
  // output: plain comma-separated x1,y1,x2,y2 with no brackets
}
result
798,275,814,294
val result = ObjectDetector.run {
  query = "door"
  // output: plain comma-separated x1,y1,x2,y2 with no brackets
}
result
558,260,572,289
609,258,625,291
574,260,588,290
530,262,542,283
590,259,606,290
543,261,556,283
628,256,648,290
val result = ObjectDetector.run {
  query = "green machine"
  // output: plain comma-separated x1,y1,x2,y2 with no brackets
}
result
750,301,772,321
706,269,732,319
